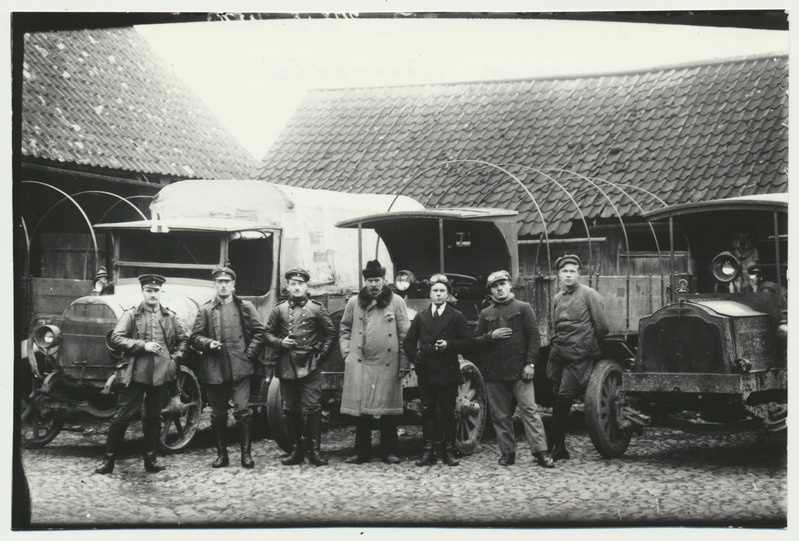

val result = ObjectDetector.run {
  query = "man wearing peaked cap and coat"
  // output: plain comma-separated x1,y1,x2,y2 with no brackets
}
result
264,268,337,466
339,260,410,464
191,266,267,469
95,274,188,475
548,254,610,461
474,270,554,468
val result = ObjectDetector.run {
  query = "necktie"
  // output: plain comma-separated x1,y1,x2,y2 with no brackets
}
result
433,308,440,320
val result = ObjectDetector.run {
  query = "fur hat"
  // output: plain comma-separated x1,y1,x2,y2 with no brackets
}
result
362,260,386,279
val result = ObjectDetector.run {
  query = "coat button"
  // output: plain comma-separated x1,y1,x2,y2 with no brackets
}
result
358,359,362,363
385,362,390,366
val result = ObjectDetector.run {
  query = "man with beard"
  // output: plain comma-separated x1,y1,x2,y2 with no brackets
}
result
191,266,267,469
547,254,609,461
339,260,410,464
264,268,337,466
96,274,188,474
474,270,554,468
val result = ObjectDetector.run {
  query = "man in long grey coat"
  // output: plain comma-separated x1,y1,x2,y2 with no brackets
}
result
339,260,410,464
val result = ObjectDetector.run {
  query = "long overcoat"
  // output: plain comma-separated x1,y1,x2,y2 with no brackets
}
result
403,303,473,386
190,295,267,384
339,286,409,416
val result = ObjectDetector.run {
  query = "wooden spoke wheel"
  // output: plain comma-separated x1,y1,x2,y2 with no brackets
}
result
454,359,487,455
159,365,203,454
266,376,291,453
584,359,632,458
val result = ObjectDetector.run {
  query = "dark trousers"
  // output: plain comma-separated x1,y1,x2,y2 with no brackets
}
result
418,377,458,443
280,368,322,415
547,357,594,400
352,415,399,454
110,382,166,426
206,378,252,425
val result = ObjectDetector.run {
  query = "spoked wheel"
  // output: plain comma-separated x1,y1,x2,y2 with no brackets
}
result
266,376,291,453
584,359,632,458
455,359,487,455
159,365,203,454
21,391,64,449
20,369,64,449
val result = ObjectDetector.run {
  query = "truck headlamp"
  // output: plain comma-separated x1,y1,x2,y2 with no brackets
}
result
395,270,416,292
33,325,61,350
711,251,741,283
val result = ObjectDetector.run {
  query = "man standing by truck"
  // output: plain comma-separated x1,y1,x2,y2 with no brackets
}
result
95,274,188,475
264,268,337,466
191,266,267,469
339,260,410,464
547,254,610,461
474,270,555,468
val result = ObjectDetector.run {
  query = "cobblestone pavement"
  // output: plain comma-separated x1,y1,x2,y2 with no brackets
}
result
19,413,786,529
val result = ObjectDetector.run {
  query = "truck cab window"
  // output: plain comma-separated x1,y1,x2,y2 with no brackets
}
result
228,235,273,296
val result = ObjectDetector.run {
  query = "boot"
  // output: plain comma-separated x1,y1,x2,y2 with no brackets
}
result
415,441,436,467
281,410,305,465
534,450,555,468
239,423,254,469
211,418,229,468
142,421,165,473
305,413,328,466
549,395,572,461
94,423,127,474
379,417,401,464
498,452,516,466
440,442,459,467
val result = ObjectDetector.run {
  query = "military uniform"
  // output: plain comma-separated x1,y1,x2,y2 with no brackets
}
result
264,268,336,466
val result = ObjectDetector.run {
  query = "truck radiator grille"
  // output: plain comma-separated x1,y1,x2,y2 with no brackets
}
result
641,315,724,373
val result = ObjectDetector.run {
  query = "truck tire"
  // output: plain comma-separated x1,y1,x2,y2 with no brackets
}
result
584,359,631,458
266,376,291,453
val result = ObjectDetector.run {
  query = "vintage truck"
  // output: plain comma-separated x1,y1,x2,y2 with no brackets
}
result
20,179,423,452
583,193,788,457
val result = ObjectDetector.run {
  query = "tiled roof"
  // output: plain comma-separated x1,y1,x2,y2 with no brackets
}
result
256,55,788,236
22,27,256,180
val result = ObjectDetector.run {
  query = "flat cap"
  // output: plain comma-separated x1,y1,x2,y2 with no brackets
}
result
555,254,582,270
138,274,166,287
212,266,237,280
284,268,310,283
486,270,511,288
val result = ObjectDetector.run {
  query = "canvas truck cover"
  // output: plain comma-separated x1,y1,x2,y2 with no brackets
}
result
147,179,424,294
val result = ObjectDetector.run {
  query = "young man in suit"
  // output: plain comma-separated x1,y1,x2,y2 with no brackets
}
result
403,274,473,466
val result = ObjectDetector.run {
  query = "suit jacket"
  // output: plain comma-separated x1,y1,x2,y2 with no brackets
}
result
190,295,267,384
403,303,473,386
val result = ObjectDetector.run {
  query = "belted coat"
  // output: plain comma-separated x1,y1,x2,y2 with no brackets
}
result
263,297,337,379
109,303,188,386
339,286,410,416
403,303,473,386
190,295,267,384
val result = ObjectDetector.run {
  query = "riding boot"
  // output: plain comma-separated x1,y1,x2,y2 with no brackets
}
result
211,418,229,468
306,413,328,466
239,422,254,469
549,395,572,461
379,416,401,464
142,421,165,473
281,410,305,465
94,423,127,474
415,441,436,466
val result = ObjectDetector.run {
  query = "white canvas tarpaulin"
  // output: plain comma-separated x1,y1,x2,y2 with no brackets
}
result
148,179,424,294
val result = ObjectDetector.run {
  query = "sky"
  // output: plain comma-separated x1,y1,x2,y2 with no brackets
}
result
135,16,789,159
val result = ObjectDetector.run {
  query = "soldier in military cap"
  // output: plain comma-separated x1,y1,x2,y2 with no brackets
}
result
191,266,267,469
547,254,609,461
95,274,188,475
264,268,337,466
